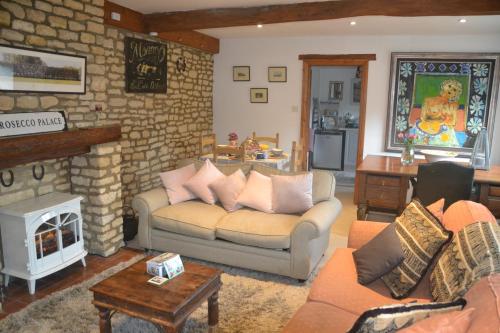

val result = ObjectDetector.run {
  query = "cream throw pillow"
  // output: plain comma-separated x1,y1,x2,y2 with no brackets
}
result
271,173,313,214
159,163,197,205
237,170,273,213
184,159,224,204
209,169,247,212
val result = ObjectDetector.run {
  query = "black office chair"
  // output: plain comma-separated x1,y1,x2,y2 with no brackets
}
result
412,161,474,210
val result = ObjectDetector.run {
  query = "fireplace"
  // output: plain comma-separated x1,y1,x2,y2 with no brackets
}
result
0,192,87,294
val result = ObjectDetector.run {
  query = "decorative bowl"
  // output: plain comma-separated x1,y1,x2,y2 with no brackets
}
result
270,148,283,157
421,149,459,162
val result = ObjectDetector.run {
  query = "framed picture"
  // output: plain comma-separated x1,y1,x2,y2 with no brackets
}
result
0,44,86,94
233,66,250,81
351,78,361,104
125,37,167,93
386,52,500,155
250,88,268,103
328,81,344,102
268,66,287,82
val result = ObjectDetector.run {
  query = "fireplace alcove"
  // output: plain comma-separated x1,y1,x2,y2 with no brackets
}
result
0,125,122,294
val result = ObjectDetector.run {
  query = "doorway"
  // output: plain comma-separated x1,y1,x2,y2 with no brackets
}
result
298,54,376,197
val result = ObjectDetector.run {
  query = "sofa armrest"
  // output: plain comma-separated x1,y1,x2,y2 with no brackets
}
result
347,220,389,250
132,187,169,249
295,198,343,239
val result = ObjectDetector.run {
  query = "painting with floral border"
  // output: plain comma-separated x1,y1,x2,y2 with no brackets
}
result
385,52,500,155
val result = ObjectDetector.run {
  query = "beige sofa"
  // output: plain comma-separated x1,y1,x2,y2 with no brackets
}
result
132,160,342,280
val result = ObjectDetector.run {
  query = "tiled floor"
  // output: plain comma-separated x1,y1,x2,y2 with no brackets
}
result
0,247,142,320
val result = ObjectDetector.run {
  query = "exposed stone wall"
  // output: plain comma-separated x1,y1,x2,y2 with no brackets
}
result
0,0,213,270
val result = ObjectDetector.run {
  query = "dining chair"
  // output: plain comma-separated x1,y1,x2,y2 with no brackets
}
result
252,132,279,148
214,144,246,163
290,141,304,172
200,133,216,159
411,161,474,210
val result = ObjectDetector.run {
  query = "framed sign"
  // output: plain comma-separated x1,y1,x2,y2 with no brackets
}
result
124,37,167,93
386,52,500,154
0,44,86,94
0,111,67,137
268,66,287,82
250,88,268,103
233,66,250,81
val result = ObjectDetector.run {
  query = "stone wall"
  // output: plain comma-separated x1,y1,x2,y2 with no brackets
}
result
0,0,213,266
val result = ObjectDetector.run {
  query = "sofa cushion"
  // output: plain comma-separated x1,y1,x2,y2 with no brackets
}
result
347,298,466,333
159,163,197,205
252,164,335,204
184,159,224,204
308,248,431,315
381,200,452,299
177,158,252,176
272,173,313,214
215,209,300,249
430,221,500,302
353,223,404,285
152,201,227,240
237,171,274,213
282,301,358,333
442,200,497,233
464,274,500,333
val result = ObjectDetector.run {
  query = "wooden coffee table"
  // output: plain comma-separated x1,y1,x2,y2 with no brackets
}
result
90,257,222,333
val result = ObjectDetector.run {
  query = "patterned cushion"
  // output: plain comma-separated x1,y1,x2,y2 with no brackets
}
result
347,298,466,333
381,200,452,299
430,221,500,302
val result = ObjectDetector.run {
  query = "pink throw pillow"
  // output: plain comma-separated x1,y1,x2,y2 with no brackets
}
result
209,169,247,212
427,198,445,222
399,308,474,333
237,170,273,213
159,164,197,205
442,200,496,233
272,173,313,214
184,159,224,204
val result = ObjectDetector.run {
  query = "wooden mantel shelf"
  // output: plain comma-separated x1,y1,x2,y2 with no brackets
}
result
0,125,121,169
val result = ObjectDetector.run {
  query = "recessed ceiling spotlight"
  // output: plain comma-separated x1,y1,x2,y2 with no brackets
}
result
350,21,357,26
149,31,158,36
459,18,467,23
257,24,263,28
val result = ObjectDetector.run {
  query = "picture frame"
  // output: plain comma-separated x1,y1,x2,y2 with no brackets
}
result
328,81,344,102
386,52,500,155
250,88,268,103
351,78,361,104
268,66,287,82
0,44,86,94
125,37,167,93
233,66,250,81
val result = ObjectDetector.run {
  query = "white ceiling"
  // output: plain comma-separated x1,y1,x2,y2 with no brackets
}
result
113,0,327,13
200,16,500,38
112,0,500,38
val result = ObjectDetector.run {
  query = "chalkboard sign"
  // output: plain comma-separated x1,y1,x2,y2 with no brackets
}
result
124,37,167,93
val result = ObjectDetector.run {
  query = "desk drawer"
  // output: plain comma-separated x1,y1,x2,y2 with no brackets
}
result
366,175,400,187
489,185,500,197
365,185,400,209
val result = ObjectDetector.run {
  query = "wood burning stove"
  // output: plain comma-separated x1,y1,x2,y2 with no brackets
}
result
0,192,87,294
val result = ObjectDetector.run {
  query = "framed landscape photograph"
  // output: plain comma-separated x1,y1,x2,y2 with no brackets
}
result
386,52,500,155
0,44,86,94
250,88,268,103
268,66,287,82
233,66,250,81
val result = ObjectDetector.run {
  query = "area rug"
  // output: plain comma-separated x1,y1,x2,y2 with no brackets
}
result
0,254,310,333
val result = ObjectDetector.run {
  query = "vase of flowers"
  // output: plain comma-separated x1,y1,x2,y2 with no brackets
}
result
399,130,416,165
228,132,238,147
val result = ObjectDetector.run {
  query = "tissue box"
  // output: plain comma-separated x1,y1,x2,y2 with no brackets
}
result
146,252,184,279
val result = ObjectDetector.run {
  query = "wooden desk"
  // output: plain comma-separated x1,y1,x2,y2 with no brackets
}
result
356,155,500,219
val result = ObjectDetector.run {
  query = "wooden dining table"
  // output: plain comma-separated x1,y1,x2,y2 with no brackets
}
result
201,148,290,171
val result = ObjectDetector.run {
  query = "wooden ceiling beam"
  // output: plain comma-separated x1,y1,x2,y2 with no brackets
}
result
144,0,500,32
103,1,220,54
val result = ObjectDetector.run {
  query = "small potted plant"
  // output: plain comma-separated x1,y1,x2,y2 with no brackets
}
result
398,129,416,165
228,132,238,146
